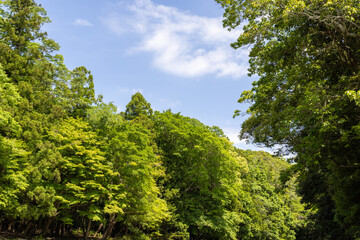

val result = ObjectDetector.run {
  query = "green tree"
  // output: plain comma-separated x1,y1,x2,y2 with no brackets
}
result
216,0,360,238
0,0,61,118
236,150,306,240
124,92,153,120
0,64,29,228
0,0,63,233
0,0,97,137
87,102,169,239
0,1,100,235
46,117,114,238
154,111,248,240
67,66,96,118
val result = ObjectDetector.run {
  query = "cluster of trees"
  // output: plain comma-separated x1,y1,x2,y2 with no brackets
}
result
216,0,360,239
0,1,308,239
4,0,359,239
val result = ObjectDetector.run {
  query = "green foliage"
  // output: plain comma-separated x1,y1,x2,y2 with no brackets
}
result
67,66,96,117
47,117,113,223
0,63,29,221
0,64,20,136
216,0,360,238
295,168,353,240
237,150,305,240
154,111,247,239
87,103,169,238
0,0,310,239
123,92,153,120
107,119,169,228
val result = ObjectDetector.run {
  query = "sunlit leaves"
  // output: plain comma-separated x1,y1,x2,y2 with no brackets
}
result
217,0,360,237
155,111,247,239
0,0,310,238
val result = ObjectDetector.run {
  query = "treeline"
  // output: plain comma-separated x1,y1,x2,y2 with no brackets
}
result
0,1,308,239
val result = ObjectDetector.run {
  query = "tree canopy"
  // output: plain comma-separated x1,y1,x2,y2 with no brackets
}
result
0,0,310,239
216,0,360,238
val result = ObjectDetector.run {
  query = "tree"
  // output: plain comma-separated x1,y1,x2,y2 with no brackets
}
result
0,0,59,111
87,102,169,239
124,92,153,120
46,118,113,237
0,1,100,236
216,0,360,238
236,150,305,240
67,66,96,118
154,111,248,239
0,64,29,229
0,0,68,151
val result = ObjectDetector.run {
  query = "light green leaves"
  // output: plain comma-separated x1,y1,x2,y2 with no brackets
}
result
346,90,360,106
155,111,247,239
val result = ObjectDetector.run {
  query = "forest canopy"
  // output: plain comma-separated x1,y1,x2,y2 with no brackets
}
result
215,0,360,239
1,0,358,239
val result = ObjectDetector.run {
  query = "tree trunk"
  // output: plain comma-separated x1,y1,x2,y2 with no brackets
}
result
102,214,116,240
93,223,103,238
23,221,32,235
43,216,54,235
60,224,66,237
7,221,12,232
85,219,92,239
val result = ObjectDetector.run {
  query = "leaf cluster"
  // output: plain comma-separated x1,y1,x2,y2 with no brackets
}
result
216,0,360,238
0,1,306,239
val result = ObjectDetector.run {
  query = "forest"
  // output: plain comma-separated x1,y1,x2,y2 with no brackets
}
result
0,0,359,239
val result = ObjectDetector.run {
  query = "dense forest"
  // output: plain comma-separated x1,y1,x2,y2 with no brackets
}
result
0,0,359,240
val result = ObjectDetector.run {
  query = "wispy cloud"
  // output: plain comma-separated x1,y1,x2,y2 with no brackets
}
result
222,127,275,153
223,128,245,145
158,98,182,110
102,0,248,78
74,18,93,27
116,87,143,94
101,14,124,35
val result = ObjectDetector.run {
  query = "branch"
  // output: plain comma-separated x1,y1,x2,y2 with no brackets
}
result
331,159,360,169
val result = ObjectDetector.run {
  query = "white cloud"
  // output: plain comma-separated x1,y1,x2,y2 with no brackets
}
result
103,0,248,78
101,14,124,35
222,127,276,153
74,18,93,27
116,87,143,94
222,128,245,145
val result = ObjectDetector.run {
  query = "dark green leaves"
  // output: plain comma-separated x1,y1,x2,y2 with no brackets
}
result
0,1,308,238
217,0,360,238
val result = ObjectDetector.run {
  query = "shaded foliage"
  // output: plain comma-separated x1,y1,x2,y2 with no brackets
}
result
216,0,360,238
0,1,307,239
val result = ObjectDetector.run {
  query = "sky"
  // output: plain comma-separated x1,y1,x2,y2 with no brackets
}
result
36,0,269,152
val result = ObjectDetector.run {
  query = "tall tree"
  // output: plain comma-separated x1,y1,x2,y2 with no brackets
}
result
0,0,64,147
87,102,169,239
0,1,99,236
154,111,248,240
216,0,360,238
0,0,61,233
0,0,59,106
0,64,29,229
68,66,96,118
47,117,113,238
124,92,153,120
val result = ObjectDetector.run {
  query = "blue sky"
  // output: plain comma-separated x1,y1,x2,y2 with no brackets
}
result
37,0,268,152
